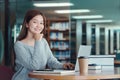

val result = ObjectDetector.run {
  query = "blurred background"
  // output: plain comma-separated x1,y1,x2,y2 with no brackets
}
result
0,0,120,66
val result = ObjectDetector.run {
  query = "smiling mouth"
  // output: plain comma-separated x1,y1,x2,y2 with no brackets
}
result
34,28,39,31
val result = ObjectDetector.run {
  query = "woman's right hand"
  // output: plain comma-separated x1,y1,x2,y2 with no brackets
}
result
63,63,74,70
33,33,43,41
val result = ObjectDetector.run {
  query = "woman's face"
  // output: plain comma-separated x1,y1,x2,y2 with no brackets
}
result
26,15,44,34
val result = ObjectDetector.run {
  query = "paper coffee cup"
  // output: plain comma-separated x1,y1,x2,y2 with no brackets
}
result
78,56,89,75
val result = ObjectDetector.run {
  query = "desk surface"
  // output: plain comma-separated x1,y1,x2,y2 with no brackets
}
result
114,60,120,64
29,68,120,80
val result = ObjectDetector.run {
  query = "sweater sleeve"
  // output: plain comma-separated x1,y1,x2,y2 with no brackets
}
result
43,39,64,69
14,40,46,70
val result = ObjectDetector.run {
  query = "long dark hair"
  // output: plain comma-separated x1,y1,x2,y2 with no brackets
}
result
17,9,46,41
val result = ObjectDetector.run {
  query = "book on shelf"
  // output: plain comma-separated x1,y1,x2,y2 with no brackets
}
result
88,64,102,70
33,69,75,75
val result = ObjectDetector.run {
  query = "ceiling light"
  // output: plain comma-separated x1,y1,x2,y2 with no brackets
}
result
72,15,103,19
55,9,90,14
86,20,113,23
33,3,73,7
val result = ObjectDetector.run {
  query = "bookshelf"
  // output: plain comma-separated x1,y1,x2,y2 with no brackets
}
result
76,20,120,55
113,31,117,50
91,25,96,55
99,28,105,55
82,23,87,45
70,20,77,64
47,19,71,63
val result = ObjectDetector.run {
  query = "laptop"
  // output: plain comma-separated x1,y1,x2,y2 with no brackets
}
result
53,45,91,72
33,45,91,73
74,45,91,71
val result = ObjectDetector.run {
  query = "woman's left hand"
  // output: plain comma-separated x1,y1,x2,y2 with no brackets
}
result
33,33,43,41
63,63,75,70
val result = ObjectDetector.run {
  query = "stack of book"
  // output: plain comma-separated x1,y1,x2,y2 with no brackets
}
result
88,64,101,70
88,64,102,73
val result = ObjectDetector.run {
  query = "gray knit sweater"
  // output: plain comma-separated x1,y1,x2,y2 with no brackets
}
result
12,38,63,80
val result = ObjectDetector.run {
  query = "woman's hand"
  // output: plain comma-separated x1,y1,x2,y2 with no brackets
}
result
63,63,75,70
33,33,43,41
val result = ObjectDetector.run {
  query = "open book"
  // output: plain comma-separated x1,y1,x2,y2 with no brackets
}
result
33,69,75,75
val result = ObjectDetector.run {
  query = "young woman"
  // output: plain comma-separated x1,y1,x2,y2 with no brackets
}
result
12,9,74,80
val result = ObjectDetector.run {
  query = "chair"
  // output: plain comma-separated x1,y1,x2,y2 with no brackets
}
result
0,66,14,80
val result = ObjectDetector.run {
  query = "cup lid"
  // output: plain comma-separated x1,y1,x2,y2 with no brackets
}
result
78,56,88,59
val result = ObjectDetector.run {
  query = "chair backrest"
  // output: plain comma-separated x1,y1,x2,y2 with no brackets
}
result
0,66,14,80
11,47,16,72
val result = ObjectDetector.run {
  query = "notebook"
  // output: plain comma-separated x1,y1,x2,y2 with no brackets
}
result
33,69,75,75
74,45,91,71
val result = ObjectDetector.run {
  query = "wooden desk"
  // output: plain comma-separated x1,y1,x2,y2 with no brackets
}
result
29,68,120,80
114,60,120,64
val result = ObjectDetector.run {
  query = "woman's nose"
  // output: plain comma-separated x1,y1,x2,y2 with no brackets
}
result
37,23,41,27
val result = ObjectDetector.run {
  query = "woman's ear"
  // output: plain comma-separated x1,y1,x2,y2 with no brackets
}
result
26,23,29,28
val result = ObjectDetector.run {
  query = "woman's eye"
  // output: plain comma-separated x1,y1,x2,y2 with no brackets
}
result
40,22,44,25
33,21,37,23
